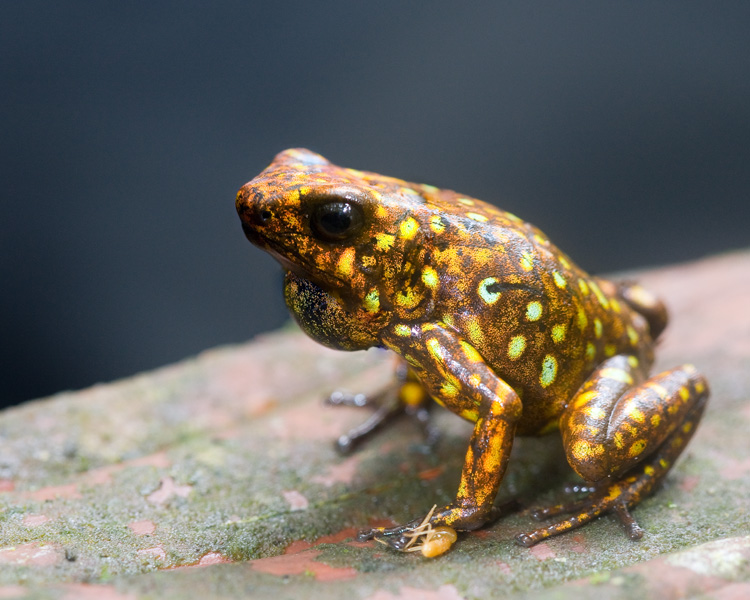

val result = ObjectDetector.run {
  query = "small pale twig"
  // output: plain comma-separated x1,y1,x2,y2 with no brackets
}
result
403,505,438,551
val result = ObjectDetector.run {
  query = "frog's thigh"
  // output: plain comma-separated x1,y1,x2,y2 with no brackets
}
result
560,355,708,483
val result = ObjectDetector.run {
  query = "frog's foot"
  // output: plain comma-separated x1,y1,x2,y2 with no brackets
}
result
327,388,402,454
358,506,459,558
358,502,510,555
516,473,650,547
327,373,438,455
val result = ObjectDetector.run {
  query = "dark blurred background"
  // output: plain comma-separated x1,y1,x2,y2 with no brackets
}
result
2,1,748,407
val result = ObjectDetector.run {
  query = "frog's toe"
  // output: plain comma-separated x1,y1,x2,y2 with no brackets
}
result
357,524,415,551
613,502,645,540
518,474,650,546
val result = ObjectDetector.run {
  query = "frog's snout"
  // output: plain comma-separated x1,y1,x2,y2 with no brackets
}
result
237,185,274,225
239,207,274,244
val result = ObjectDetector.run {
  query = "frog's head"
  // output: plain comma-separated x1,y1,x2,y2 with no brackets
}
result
236,148,435,319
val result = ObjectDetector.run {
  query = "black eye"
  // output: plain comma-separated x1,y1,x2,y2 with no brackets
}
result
310,201,364,242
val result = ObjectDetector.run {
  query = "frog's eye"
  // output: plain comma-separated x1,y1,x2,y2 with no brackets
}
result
310,201,364,242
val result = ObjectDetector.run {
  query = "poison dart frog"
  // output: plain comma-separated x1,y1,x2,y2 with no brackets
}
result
236,148,709,556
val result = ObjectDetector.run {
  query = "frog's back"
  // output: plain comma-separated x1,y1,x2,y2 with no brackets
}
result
416,189,654,433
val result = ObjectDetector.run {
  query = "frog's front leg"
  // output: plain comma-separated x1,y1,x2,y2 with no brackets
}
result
359,323,522,551
517,355,709,547
327,360,439,454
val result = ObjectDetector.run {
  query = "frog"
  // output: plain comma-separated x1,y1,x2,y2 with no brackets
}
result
235,148,709,555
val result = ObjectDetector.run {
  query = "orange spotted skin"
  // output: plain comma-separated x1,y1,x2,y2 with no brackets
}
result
236,148,709,551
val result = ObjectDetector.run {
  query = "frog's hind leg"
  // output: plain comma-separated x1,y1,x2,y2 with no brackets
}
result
327,361,439,454
516,355,708,547
618,282,668,340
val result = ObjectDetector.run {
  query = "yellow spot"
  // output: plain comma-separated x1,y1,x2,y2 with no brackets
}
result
629,408,645,424
571,440,590,462
589,280,610,309
466,212,488,222
508,335,526,360
553,271,567,289
442,314,455,328
440,381,459,399
628,356,639,368
460,341,483,363
399,217,419,240
526,301,543,322
375,205,388,219
695,381,706,394
520,251,535,271
422,184,439,194
611,298,622,313
577,308,588,331
586,342,596,361
363,289,380,313
604,344,616,357
427,338,444,363
396,288,420,309
478,277,502,304
404,354,422,369
460,409,479,422
551,323,567,343
578,279,589,295
600,368,633,385
345,168,364,178
394,324,411,337
605,484,623,502
627,326,639,346
649,383,669,398
540,355,558,388
375,233,395,251
594,319,603,339
629,439,647,458
614,432,624,449
422,266,439,289
336,248,356,278
573,390,598,408
468,374,482,387
559,256,571,269
430,215,445,234
571,440,602,462
457,197,475,206
401,187,419,197
644,465,655,477
651,414,661,427
679,386,690,401
505,212,522,223
361,255,376,268
466,317,485,345
627,284,653,308
659,458,670,469
586,406,606,420
400,381,424,406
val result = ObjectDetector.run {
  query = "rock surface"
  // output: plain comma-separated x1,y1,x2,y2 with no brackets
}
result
1,250,749,599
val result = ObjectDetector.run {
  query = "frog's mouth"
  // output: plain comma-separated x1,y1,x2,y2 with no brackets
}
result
241,222,266,248
242,223,324,283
